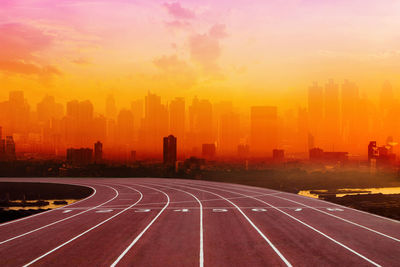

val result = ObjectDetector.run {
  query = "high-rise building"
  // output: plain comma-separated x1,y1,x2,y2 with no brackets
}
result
65,100,95,147
5,136,16,159
106,95,117,119
117,109,134,146
142,92,169,154
341,80,359,147
368,141,378,163
169,97,185,144
219,112,240,156
272,149,284,161
66,148,93,165
94,141,103,163
202,143,216,159
163,135,177,165
188,97,214,151
308,82,323,147
250,106,278,157
324,79,340,148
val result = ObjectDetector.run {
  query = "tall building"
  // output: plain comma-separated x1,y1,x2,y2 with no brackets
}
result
117,109,134,146
142,92,169,154
94,141,103,163
219,112,240,155
308,82,324,147
272,149,284,161
163,135,177,165
169,97,185,144
188,97,214,152
65,100,95,147
324,79,340,148
250,106,278,157
202,143,216,159
106,95,117,119
66,148,93,165
341,80,359,147
5,136,16,160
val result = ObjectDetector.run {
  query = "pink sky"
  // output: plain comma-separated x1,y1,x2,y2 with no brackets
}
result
1,0,400,109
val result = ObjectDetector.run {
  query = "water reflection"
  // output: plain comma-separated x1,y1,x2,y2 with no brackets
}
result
2,199,78,211
298,187,400,199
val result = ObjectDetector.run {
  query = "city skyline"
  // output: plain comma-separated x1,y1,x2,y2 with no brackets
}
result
1,79,400,161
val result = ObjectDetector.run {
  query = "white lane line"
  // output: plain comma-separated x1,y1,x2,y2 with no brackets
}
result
209,182,400,243
168,182,292,267
22,185,144,267
0,183,97,227
95,209,114,213
0,185,118,245
184,182,382,267
206,180,400,225
110,184,170,267
143,182,204,267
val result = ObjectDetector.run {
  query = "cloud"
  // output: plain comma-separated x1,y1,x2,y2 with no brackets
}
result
165,20,191,31
0,60,60,76
0,23,61,81
153,54,197,88
189,24,228,74
163,2,195,20
72,57,91,65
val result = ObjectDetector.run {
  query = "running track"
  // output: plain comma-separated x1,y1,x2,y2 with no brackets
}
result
0,178,399,266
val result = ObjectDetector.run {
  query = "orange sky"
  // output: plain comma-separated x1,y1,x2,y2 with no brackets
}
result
1,0,400,111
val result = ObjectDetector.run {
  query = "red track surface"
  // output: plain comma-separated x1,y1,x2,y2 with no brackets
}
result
0,178,399,266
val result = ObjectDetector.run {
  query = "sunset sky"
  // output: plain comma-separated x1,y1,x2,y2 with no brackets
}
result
1,0,400,110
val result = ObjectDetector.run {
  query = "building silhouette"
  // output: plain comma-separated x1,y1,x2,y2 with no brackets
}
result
94,141,103,163
67,148,93,165
202,143,216,159
250,106,278,157
272,149,285,161
309,147,348,164
163,135,177,165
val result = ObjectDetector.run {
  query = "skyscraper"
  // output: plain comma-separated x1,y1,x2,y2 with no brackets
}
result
219,112,240,156
250,106,278,156
169,97,185,144
142,92,169,154
163,135,177,165
106,95,117,119
188,97,214,152
308,82,324,147
341,80,359,146
324,79,340,148
94,141,103,163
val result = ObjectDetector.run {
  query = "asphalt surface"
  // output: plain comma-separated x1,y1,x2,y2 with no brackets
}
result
0,178,399,267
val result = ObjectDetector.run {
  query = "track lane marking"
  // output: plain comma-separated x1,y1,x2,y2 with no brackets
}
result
205,181,400,243
110,184,170,267
164,182,292,267
142,182,204,267
0,185,119,245
183,182,382,267
203,180,400,224
22,185,144,267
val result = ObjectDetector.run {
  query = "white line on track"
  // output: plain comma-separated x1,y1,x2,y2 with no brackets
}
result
205,181,400,243
110,184,170,267
181,182,382,267
165,182,293,267
0,183,97,227
143,182,204,267
0,185,119,245
213,180,400,224
22,185,144,267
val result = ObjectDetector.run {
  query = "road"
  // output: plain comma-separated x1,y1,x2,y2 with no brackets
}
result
0,178,399,266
